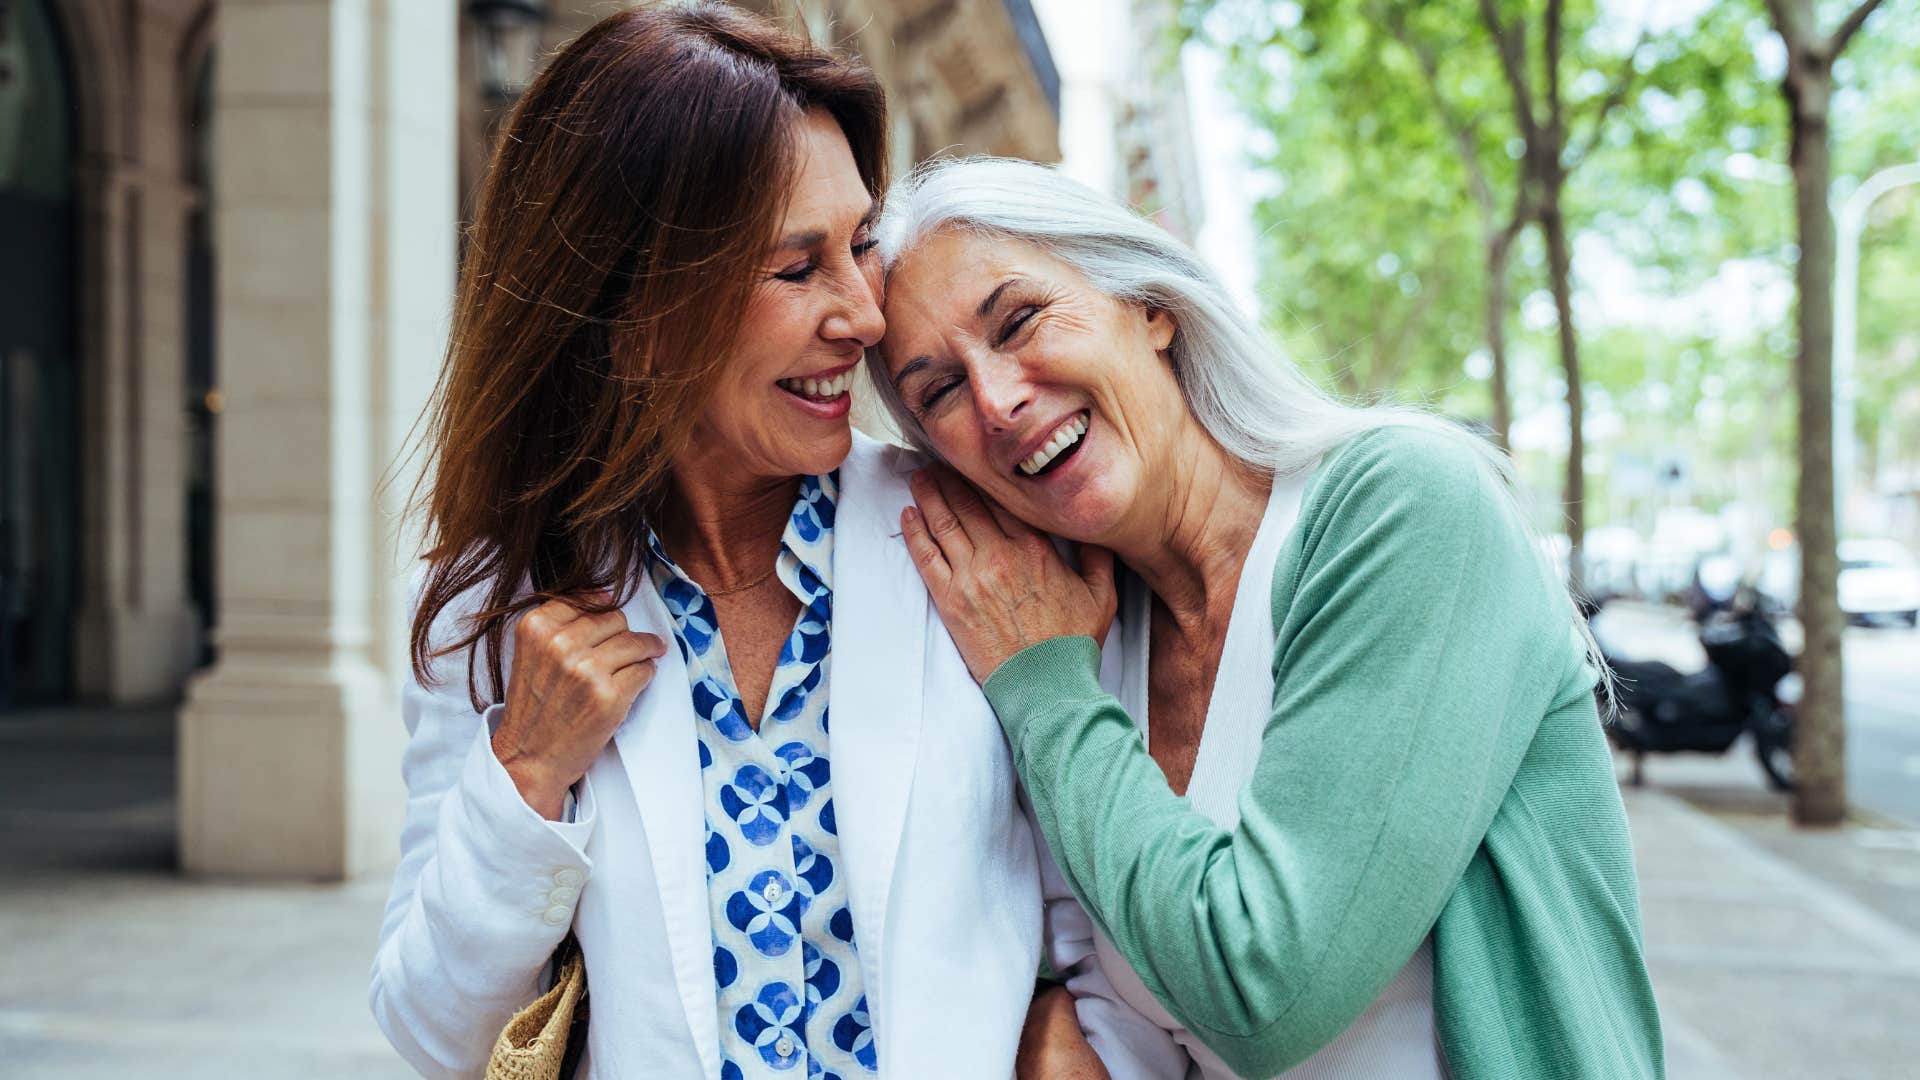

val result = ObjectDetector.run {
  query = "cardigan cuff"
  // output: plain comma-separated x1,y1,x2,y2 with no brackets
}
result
982,635,1106,747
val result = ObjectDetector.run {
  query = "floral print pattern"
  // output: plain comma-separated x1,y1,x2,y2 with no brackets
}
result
647,472,875,1079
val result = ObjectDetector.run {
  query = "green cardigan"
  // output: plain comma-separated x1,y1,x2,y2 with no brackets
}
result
983,426,1664,1079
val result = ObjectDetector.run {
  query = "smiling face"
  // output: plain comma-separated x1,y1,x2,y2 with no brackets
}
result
678,108,884,485
879,229,1185,542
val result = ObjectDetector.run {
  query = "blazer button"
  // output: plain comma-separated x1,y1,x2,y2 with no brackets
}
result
553,868,585,889
541,905,570,926
548,885,580,906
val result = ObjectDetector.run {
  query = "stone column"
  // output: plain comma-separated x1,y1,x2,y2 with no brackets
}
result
179,0,454,879
69,17,204,704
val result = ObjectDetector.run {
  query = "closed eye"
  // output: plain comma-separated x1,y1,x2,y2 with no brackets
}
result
917,375,964,414
994,306,1039,347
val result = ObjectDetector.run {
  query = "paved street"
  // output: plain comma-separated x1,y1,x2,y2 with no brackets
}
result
0,707,410,1080
4,650,1918,1078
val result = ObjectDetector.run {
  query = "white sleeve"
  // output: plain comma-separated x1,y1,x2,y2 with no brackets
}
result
1031,796,1192,1080
368,583,599,1080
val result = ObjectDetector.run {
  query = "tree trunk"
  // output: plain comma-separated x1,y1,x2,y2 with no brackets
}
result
1540,193,1585,596
1484,222,1519,454
1784,65,1847,827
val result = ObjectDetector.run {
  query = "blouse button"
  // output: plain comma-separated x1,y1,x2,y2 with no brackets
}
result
775,1036,795,1058
763,879,784,903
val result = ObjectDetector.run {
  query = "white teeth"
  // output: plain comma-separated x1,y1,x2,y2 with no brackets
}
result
779,368,856,399
1018,413,1090,476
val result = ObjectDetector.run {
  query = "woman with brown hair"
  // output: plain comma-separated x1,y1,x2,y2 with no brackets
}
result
367,5,1117,1077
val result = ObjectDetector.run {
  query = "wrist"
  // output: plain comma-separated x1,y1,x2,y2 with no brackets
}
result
491,735,570,820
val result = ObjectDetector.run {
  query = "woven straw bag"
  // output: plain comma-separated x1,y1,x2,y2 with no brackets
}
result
485,935,589,1080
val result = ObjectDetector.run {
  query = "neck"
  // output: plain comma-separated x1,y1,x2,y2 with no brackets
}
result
660,456,799,588
1110,424,1271,636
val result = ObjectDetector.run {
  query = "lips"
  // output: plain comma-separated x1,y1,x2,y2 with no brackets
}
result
1016,411,1090,477
777,366,857,401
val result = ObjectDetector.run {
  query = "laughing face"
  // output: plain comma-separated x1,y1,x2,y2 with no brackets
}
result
680,108,883,484
878,229,1185,543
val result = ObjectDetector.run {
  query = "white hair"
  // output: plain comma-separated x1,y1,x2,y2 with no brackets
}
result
864,155,1612,694
865,156,1490,480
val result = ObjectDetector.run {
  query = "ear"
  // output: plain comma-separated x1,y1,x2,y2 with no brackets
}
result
1145,305,1177,353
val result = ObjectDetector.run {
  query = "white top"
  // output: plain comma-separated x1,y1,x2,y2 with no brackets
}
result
1094,469,1446,1080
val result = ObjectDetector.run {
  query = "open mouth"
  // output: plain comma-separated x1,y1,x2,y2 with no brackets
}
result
777,366,857,404
1017,411,1090,478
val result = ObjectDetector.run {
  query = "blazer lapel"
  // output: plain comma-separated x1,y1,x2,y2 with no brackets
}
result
825,437,927,1013
612,581,721,1079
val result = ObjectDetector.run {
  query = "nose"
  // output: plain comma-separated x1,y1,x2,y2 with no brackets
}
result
824,259,886,348
969,351,1032,432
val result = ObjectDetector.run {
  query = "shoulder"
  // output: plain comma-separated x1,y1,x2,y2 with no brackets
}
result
837,428,929,514
1315,423,1502,507
1285,421,1530,582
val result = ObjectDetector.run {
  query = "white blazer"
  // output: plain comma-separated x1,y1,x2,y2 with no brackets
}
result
371,435,1056,1078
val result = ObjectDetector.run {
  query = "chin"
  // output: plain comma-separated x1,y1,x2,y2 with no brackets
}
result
786,424,853,477
1021,484,1128,544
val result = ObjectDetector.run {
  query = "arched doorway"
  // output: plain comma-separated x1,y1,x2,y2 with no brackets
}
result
0,0,80,707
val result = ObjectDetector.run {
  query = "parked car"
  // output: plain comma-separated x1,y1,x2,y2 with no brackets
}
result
1838,539,1920,627
1756,539,1920,627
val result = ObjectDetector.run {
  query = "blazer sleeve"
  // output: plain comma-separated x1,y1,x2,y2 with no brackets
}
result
368,575,600,1080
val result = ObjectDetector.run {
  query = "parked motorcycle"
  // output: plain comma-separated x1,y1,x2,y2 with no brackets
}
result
1594,598,1800,791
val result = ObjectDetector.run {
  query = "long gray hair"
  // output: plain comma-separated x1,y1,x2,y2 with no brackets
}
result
865,155,1485,481
863,155,1611,689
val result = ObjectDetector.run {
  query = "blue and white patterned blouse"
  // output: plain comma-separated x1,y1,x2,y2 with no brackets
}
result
645,472,876,1080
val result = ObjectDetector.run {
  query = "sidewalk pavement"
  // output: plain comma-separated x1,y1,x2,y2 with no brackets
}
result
4,705,1918,1078
1626,779,1920,1079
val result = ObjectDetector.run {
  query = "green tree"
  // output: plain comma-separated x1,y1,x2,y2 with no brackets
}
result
1191,0,1654,590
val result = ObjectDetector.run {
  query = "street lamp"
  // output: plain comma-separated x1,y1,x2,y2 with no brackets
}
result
1832,161,1920,538
468,0,548,104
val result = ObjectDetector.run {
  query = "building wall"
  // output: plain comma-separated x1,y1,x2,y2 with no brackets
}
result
22,0,1062,878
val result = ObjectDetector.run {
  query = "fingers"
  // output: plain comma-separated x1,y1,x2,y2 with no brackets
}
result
1077,544,1116,599
608,654,659,699
900,505,954,593
909,469,975,563
594,630,667,672
929,466,1010,540
978,490,1037,540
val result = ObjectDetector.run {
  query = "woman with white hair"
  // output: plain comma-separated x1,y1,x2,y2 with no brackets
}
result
868,157,1665,1079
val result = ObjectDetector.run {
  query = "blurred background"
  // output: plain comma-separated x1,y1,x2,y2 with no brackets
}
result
1,0,1915,1076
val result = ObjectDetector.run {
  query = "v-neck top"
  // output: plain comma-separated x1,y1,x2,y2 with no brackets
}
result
1098,466,1445,1080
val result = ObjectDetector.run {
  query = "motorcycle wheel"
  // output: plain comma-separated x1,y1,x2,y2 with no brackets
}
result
1753,704,1796,792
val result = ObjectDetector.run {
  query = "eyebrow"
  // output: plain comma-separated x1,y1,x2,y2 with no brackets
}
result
892,357,929,388
775,200,881,252
976,277,1022,319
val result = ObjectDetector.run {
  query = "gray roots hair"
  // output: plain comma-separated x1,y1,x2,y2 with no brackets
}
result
863,155,1611,691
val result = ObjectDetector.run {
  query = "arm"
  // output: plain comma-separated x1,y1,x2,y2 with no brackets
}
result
1032,795,1191,1080
369,578,654,1078
368,657,599,1079
979,430,1579,1076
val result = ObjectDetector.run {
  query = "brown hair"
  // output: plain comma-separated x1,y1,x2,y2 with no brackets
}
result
410,1,886,705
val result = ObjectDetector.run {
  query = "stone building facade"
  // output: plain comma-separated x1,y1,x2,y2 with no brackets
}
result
1,0,1059,878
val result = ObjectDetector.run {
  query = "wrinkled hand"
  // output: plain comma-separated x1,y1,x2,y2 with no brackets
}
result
492,591,667,819
902,467,1116,686
1017,984,1112,1080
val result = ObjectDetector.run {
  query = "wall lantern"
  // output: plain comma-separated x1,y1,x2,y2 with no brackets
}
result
468,0,548,104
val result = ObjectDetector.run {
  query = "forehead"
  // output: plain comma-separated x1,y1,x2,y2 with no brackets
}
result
777,111,869,227
888,229,1039,297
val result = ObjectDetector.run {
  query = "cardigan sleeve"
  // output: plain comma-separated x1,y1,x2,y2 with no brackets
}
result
981,426,1584,1077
